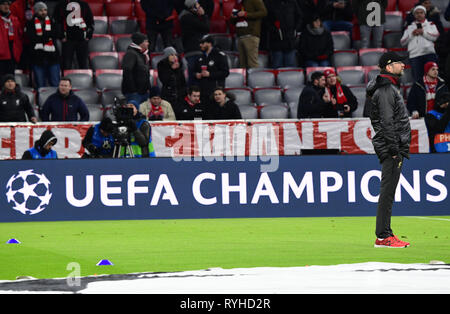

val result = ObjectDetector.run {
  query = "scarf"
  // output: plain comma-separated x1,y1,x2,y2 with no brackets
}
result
34,16,55,52
326,82,347,108
129,42,149,64
184,96,196,107
424,75,438,113
1,14,14,41
149,103,164,119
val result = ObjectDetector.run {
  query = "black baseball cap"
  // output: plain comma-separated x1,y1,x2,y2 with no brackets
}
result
378,51,406,69
199,34,214,45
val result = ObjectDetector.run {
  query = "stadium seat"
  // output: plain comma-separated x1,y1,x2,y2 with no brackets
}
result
253,87,283,106
359,48,387,66
225,51,240,68
400,66,414,85
89,52,119,70
238,104,258,119
104,0,133,17
108,16,139,34
114,34,132,52
386,0,397,11
222,0,236,18
93,16,108,34
349,86,366,117
95,69,123,90
14,71,30,87
365,65,380,82
101,88,124,107
225,87,253,106
331,50,359,67
288,101,298,119
284,86,304,106
88,35,114,53
86,103,105,121
37,87,57,108
21,87,35,107
210,18,228,34
383,32,403,49
398,0,417,14
259,104,289,119
306,66,334,82
209,33,234,51
331,31,351,50
225,68,246,88
336,66,365,86
150,53,165,70
73,88,101,105
134,0,146,20
258,51,270,68
384,11,403,32
86,0,105,16
247,70,277,88
276,69,305,88
63,69,94,89
433,0,448,12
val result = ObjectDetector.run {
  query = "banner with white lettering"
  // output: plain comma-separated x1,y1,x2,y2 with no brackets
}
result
0,119,429,159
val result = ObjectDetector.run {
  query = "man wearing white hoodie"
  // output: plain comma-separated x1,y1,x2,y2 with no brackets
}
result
401,5,440,82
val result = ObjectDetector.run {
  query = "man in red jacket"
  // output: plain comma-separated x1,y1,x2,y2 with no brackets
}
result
0,0,23,77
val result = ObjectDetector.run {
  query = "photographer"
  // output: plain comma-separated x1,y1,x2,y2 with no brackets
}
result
82,117,115,158
113,99,156,158
425,92,450,153
22,129,58,159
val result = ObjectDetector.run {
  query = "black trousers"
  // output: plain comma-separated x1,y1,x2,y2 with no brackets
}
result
62,40,89,70
147,27,173,53
375,155,404,239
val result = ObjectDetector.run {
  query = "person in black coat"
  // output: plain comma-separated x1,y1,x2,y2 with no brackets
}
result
297,71,329,118
53,0,94,70
298,16,334,67
175,85,206,120
121,32,151,108
140,0,175,52
425,92,450,153
194,35,229,106
0,74,37,122
207,87,242,120
157,46,187,113
264,0,302,68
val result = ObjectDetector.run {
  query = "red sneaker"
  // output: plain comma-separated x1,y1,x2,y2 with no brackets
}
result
374,236,410,248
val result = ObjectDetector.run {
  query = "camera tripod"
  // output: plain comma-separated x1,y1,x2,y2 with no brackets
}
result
112,142,134,158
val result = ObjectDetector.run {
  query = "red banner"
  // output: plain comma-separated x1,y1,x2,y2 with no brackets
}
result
0,119,429,159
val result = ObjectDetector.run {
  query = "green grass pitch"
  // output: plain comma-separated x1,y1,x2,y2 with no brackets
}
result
1,216,449,280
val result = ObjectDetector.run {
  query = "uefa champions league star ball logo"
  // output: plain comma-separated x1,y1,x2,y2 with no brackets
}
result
5,170,52,215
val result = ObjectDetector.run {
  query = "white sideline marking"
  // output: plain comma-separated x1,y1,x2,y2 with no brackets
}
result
405,216,450,222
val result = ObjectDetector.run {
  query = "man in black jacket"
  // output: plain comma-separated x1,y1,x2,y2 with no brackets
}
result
54,0,94,70
367,52,411,248
194,35,230,106
297,71,329,118
0,74,37,123
121,32,150,109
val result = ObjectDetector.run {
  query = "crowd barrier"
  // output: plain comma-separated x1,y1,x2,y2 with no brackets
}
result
0,118,430,159
0,153,448,222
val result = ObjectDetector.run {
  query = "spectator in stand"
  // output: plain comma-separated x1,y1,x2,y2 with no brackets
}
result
54,0,94,70
353,0,387,49
139,86,177,121
407,61,448,119
297,71,329,119
121,32,150,109
298,16,334,67
405,0,444,36
157,46,186,113
323,68,358,117
206,87,242,120
297,0,327,30
26,2,60,90
22,129,58,159
179,0,210,85
0,74,37,122
199,0,214,19
230,0,267,69
401,5,440,82
264,0,302,68
10,0,35,72
321,0,354,37
0,0,23,77
175,85,205,120
140,0,175,52
194,35,229,106
425,92,450,152
40,76,90,121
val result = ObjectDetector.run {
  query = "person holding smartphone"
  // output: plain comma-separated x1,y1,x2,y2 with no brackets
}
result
400,5,440,82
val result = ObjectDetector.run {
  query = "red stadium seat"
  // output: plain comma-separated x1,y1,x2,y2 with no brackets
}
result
86,0,104,16
105,0,133,17
398,0,416,14
386,0,397,11
222,0,236,19
134,0,146,19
